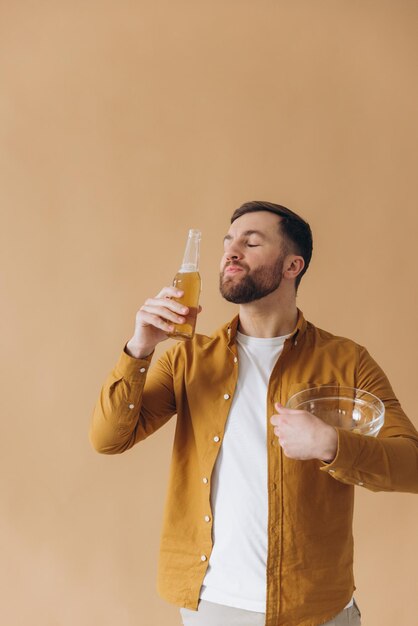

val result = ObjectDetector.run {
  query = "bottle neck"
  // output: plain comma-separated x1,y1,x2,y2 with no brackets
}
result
180,231,201,272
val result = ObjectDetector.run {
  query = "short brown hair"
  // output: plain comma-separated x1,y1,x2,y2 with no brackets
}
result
231,201,313,290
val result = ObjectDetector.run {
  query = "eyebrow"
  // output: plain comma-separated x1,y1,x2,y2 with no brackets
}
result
223,230,267,242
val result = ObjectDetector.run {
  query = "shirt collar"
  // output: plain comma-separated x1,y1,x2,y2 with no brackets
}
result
226,308,307,347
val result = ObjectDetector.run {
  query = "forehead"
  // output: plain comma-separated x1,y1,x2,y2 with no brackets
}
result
227,210,281,237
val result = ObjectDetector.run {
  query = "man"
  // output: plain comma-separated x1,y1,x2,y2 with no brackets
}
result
90,201,418,626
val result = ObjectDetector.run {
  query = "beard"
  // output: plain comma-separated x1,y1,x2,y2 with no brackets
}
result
219,254,285,304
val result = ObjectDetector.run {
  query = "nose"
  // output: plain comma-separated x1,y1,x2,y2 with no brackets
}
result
224,241,243,262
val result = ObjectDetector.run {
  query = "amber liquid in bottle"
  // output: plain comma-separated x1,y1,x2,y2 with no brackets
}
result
168,229,201,341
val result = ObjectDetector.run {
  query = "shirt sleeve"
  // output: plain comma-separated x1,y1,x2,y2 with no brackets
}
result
319,345,418,493
89,346,176,454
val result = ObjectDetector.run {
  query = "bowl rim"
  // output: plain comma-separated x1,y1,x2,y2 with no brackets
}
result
286,385,385,426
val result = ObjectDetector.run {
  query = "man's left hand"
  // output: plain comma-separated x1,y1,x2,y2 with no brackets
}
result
270,403,338,462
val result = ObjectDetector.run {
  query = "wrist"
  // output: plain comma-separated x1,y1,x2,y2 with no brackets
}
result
125,339,154,360
319,426,338,463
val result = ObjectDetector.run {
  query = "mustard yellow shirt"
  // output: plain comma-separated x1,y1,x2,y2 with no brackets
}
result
90,310,418,626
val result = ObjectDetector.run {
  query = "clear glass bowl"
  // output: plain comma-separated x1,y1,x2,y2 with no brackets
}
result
286,386,385,437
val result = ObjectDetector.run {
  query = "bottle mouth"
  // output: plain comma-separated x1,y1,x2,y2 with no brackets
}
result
188,229,201,239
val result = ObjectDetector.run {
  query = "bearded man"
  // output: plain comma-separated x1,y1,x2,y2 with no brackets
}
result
90,201,418,626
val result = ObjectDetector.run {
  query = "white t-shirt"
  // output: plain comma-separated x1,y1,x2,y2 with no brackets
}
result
200,331,289,612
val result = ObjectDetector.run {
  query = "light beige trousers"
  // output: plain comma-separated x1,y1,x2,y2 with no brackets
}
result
180,599,361,626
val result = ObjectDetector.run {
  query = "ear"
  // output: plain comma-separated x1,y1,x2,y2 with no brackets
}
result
283,255,305,281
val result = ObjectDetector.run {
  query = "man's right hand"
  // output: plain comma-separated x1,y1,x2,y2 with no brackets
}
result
125,286,190,359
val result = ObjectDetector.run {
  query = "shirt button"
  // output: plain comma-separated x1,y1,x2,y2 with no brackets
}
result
200,555,207,562
139,367,146,373
233,357,238,363
213,436,220,443
202,477,208,484
358,482,364,486
223,393,230,400
204,515,211,523
128,404,135,409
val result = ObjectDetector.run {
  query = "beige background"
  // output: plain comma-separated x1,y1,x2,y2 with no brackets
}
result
1,1,417,625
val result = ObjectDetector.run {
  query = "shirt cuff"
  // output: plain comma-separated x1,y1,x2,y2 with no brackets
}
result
319,427,364,477
114,346,154,380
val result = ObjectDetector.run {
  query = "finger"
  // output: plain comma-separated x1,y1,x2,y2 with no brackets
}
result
139,312,174,334
274,402,301,415
143,297,189,315
270,414,288,426
140,304,187,325
274,402,286,412
156,286,184,299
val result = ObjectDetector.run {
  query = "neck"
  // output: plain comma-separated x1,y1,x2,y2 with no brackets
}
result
237,291,298,338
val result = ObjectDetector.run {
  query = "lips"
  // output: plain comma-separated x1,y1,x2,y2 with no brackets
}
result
224,265,244,274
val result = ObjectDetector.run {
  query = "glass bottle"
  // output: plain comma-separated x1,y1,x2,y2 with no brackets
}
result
168,229,202,340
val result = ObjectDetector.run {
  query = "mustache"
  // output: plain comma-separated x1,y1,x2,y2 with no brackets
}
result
224,261,249,271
